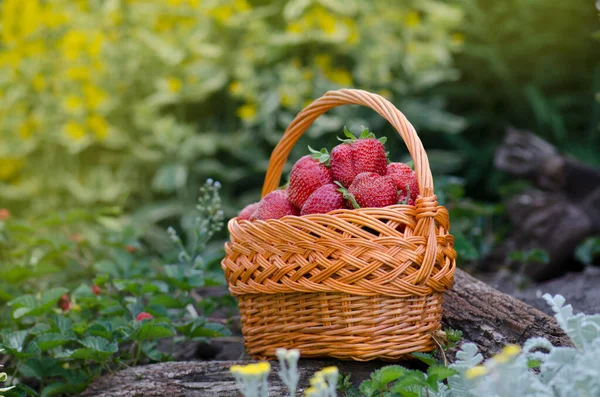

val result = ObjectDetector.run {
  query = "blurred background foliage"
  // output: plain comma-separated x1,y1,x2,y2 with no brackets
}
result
0,0,598,257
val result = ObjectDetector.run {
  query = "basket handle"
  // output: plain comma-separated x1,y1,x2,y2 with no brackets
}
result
261,89,434,198
261,89,439,285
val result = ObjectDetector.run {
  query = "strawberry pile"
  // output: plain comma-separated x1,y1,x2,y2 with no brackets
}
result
237,128,419,221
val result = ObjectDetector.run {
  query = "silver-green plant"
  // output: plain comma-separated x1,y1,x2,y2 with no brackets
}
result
447,293,600,397
277,348,301,396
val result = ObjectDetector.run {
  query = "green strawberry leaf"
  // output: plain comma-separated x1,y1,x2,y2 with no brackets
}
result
308,146,330,166
32,333,73,351
131,320,176,341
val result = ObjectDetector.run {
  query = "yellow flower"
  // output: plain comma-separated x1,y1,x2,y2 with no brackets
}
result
464,365,488,380
237,103,257,121
316,9,336,34
494,344,521,363
229,81,242,96
61,30,87,60
211,6,234,23
405,11,421,28
0,158,24,181
64,96,83,112
87,114,109,140
319,366,338,376
32,74,46,92
280,92,298,108
84,84,107,109
344,18,359,44
66,66,90,81
286,22,303,34
451,32,465,45
328,68,352,86
234,0,250,12
64,121,86,140
231,362,270,376
167,77,182,94
88,32,105,57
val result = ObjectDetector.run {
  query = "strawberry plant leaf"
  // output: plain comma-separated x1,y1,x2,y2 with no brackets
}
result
411,352,437,366
131,321,175,341
32,333,73,351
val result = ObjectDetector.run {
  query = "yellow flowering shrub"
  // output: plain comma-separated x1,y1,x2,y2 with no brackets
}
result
0,0,463,218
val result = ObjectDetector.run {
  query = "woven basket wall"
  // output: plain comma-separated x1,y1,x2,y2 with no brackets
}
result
222,89,456,361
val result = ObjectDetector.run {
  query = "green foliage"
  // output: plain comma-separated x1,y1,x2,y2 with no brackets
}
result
440,0,600,197
575,236,600,266
509,248,550,265
0,0,464,226
0,181,230,397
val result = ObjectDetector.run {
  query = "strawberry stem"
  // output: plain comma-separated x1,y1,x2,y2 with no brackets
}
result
308,145,330,166
335,181,360,209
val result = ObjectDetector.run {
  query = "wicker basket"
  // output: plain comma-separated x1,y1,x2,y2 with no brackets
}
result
222,89,456,361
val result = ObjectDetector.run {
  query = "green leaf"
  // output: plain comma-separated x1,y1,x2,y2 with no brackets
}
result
453,232,479,261
575,237,600,265
410,352,437,366
50,315,74,336
426,365,457,385
152,163,188,193
148,294,186,309
131,321,176,341
32,333,73,351
41,383,77,397
3,330,28,352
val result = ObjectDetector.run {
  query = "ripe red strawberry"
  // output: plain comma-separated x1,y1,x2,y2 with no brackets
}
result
300,183,345,215
352,138,387,176
288,155,333,209
330,143,356,187
238,202,259,221
256,190,299,220
340,172,397,208
136,312,153,321
329,128,388,187
92,285,102,296
387,163,419,201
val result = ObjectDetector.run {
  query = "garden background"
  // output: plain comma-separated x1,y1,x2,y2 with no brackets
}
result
0,0,599,396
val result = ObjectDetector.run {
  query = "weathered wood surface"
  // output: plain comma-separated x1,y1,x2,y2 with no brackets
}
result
80,359,397,397
82,268,572,396
492,128,600,280
442,268,572,354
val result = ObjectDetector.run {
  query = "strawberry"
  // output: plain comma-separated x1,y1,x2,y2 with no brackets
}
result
256,190,299,220
58,294,71,312
238,202,259,221
352,138,387,176
300,183,345,215
330,143,356,187
136,312,153,321
92,285,102,296
328,128,388,187
387,162,419,201
338,172,397,209
288,155,333,209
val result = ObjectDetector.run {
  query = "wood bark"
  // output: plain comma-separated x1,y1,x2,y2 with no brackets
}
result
490,128,600,280
82,269,572,397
